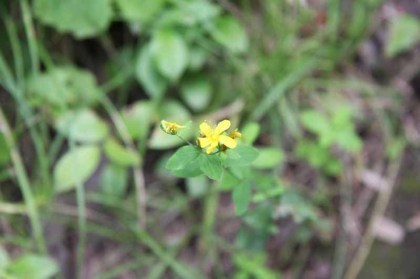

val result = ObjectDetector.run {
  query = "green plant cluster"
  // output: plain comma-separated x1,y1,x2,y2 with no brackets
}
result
0,0,415,278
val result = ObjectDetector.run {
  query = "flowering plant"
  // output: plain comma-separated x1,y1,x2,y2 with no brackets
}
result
162,119,259,214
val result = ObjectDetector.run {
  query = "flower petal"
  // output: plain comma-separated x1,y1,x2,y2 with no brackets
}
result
214,120,231,135
199,122,212,137
206,142,218,154
198,137,211,148
219,135,237,149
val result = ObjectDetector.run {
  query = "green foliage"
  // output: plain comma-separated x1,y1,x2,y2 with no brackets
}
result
232,182,251,215
180,76,212,112
233,253,279,279
27,67,100,111
54,145,101,192
34,0,113,38
252,147,284,169
209,15,249,53
386,15,420,57
4,254,58,279
114,0,166,23
55,109,109,143
104,138,141,167
135,45,168,99
151,29,189,82
100,164,128,199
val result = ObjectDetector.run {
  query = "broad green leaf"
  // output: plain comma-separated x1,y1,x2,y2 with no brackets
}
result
210,15,248,53
34,0,112,38
241,122,260,144
114,0,165,23
200,154,223,180
27,67,100,110
151,29,189,81
55,109,108,143
386,15,420,57
232,182,251,215
135,45,168,99
178,0,221,25
219,169,240,191
225,145,259,166
166,146,201,171
54,146,100,193
6,254,59,279
334,129,362,152
188,47,208,70
100,164,128,198
104,139,140,167
300,110,330,135
252,147,284,169
180,76,211,111
122,101,155,140
172,159,203,178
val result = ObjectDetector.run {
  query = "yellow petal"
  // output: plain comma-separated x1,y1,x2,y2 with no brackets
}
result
219,135,237,149
199,122,212,137
206,142,218,154
214,120,231,135
198,137,211,148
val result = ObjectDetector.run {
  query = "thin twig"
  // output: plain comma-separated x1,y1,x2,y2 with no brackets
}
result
100,97,147,228
344,155,403,279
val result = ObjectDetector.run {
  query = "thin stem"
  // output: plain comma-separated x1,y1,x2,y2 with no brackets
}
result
344,156,402,279
69,139,87,279
0,107,46,253
100,97,147,228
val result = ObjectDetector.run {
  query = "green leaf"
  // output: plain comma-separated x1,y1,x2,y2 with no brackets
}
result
54,146,100,193
151,29,189,81
232,182,251,215
135,45,168,99
200,154,223,180
209,15,248,53
386,15,420,57
252,147,284,169
180,76,211,111
104,139,140,167
55,109,108,143
34,0,113,39
166,146,201,171
114,0,165,23
100,164,128,198
27,66,100,110
6,254,59,279
225,145,259,166
241,122,260,144
122,101,155,140
178,0,221,25
300,110,330,135
188,47,208,70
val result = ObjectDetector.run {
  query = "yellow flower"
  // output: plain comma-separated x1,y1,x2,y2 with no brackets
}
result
198,120,238,154
229,129,242,139
160,120,185,135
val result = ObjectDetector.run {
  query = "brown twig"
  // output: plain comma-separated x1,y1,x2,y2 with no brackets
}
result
344,155,403,279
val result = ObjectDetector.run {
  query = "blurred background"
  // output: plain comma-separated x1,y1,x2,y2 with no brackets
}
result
0,0,420,278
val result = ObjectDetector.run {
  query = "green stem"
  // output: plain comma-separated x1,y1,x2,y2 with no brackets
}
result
0,107,46,253
69,139,87,279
